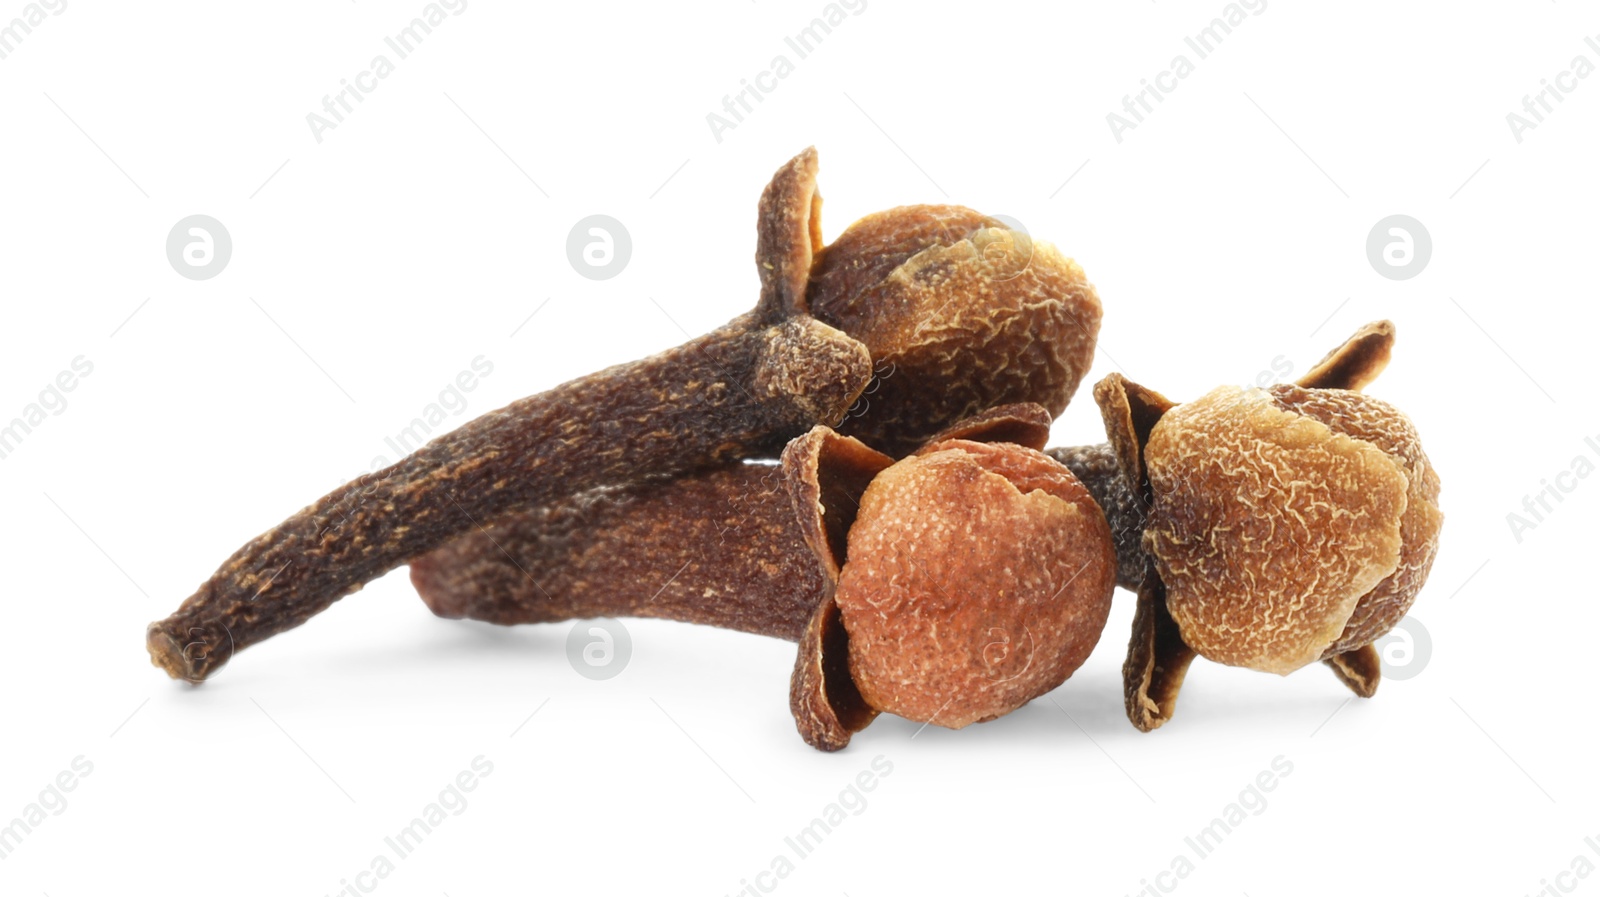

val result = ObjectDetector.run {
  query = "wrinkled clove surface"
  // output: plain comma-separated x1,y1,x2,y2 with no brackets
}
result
831,437,1114,730
413,405,1118,751
1095,321,1444,731
807,206,1101,455
150,147,1107,683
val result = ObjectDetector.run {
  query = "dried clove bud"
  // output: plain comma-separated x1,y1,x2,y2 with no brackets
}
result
807,207,1101,456
411,405,1118,751
1090,321,1443,731
830,436,1116,730
148,148,1106,683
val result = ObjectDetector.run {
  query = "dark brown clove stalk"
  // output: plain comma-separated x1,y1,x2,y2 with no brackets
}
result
148,148,1104,683
411,405,1119,751
411,463,825,641
1048,443,1145,590
147,149,866,682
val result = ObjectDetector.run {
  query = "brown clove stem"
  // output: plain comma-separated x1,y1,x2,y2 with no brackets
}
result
410,464,825,641
149,315,868,682
1050,443,1146,591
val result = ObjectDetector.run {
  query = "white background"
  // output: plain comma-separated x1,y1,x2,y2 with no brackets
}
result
2,1,1596,895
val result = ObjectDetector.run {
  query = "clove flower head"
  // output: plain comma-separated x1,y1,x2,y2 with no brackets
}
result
834,438,1117,728
1142,383,1442,676
787,405,1118,749
807,205,1101,456
1099,321,1446,731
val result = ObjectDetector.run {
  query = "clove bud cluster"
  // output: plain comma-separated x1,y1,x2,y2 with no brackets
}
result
147,150,1442,751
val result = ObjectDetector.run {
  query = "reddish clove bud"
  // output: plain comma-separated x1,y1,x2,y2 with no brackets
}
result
807,207,1101,455
831,437,1116,729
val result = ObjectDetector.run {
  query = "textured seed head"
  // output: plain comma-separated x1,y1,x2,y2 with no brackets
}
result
807,205,1102,456
832,439,1117,728
1142,385,1442,675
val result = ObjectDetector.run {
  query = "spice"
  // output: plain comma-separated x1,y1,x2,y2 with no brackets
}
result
147,148,1104,683
1092,321,1443,731
829,435,1115,731
410,323,1441,740
412,405,1118,751
146,148,859,682
806,206,1101,455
